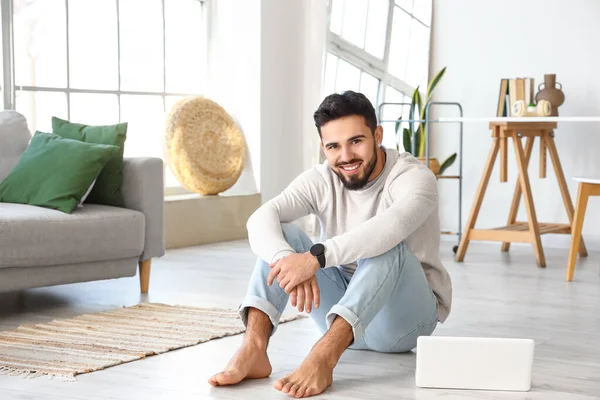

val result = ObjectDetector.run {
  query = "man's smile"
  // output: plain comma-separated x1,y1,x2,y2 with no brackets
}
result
339,161,362,175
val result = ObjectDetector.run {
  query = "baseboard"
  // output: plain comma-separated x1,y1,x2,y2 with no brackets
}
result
164,193,261,249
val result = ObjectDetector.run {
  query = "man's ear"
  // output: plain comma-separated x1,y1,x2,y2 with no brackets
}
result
374,125,383,145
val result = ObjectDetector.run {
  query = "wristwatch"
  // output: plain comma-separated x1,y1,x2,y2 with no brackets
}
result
310,243,326,268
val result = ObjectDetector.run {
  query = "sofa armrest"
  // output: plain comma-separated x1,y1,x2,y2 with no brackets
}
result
121,157,165,261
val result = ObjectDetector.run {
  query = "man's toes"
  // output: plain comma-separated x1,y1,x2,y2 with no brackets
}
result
217,371,239,386
273,377,287,391
217,372,229,384
283,381,294,393
211,373,224,385
289,384,300,396
304,387,313,397
295,386,306,398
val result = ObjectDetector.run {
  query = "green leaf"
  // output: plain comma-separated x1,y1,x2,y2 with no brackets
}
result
439,152,457,175
403,128,411,154
416,125,425,158
415,90,426,157
395,114,402,136
426,66,446,102
414,126,422,159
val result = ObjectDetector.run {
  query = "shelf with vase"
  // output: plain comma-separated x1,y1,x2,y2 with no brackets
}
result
377,67,464,254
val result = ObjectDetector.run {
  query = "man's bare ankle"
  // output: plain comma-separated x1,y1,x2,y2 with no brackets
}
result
242,335,269,351
243,307,273,351
309,316,353,369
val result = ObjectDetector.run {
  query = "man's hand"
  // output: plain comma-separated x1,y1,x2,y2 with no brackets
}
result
267,252,320,293
290,276,320,313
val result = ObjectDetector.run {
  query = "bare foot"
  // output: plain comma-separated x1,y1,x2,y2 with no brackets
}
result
273,352,333,398
208,343,272,387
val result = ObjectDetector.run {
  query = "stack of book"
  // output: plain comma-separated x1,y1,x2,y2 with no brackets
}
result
496,78,536,117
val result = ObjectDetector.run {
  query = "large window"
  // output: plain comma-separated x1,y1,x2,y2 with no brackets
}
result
325,0,432,149
6,0,207,191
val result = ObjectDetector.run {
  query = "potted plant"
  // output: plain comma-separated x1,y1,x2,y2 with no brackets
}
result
395,67,456,176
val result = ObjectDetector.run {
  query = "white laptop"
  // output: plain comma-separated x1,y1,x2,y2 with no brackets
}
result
415,336,535,392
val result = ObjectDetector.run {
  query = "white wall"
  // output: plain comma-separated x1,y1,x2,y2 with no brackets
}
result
207,0,327,203
206,0,261,196
430,0,600,250
260,0,327,203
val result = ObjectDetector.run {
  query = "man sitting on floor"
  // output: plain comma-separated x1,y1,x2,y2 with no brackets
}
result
209,91,452,398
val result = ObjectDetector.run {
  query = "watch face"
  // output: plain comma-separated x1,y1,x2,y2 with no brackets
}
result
311,243,325,256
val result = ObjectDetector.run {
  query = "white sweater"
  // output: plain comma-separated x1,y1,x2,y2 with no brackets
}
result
246,147,452,323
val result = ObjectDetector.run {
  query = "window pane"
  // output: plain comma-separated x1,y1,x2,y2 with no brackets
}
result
70,93,119,126
120,0,164,92
335,59,360,93
329,0,344,35
14,0,67,87
385,87,412,124
120,95,164,158
165,0,204,93
359,71,379,109
165,163,180,188
15,91,68,133
323,53,338,96
388,7,410,81
413,0,432,25
341,0,368,49
165,95,185,115
384,86,411,118
69,0,118,90
381,86,407,150
364,0,389,59
405,19,430,89
395,0,413,12
164,96,186,188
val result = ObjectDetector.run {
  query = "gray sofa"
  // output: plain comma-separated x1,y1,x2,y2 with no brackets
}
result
0,111,165,293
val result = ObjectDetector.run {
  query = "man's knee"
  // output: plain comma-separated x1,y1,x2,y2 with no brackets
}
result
359,242,406,267
280,223,311,251
280,223,302,241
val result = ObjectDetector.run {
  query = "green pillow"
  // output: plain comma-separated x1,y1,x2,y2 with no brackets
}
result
0,131,120,213
52,116,127,207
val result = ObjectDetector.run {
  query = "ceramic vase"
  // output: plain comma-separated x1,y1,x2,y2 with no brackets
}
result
535,74,564,116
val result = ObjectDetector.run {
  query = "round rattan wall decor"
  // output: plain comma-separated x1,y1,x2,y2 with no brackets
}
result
164,97,246,195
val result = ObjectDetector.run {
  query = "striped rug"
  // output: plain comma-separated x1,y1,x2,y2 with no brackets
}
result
0,303,303,381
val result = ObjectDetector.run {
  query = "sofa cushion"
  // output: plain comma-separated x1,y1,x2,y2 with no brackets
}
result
52,117,127,208
0,203,145,268
0,111,31,183
0,132,120,213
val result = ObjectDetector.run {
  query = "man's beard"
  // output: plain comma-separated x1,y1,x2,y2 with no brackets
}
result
333,144,378,190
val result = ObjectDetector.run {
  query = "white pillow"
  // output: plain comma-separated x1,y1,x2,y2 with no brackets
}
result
77,179,96,208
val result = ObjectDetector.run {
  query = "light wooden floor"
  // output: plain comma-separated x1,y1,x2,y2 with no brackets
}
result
0,239,599,399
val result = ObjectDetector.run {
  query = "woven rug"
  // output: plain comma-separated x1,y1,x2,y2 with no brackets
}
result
0,303,303,381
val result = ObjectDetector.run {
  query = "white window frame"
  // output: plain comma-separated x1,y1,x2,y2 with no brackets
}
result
325,0,431,111
1,0,207,197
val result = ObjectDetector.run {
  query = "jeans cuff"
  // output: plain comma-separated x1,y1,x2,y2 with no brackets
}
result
238,295,283,336
326,304,365,343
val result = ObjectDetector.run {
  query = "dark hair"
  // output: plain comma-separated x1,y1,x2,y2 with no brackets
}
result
313,91,377,137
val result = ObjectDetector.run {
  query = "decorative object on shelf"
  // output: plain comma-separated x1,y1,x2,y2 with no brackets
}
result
417,157,440,175
535,74,564,116
512,99,552,117
164,96,246,195
497,77,537,117
395,67,457,176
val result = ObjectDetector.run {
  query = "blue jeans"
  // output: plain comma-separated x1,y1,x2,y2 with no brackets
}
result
239,223,439,353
